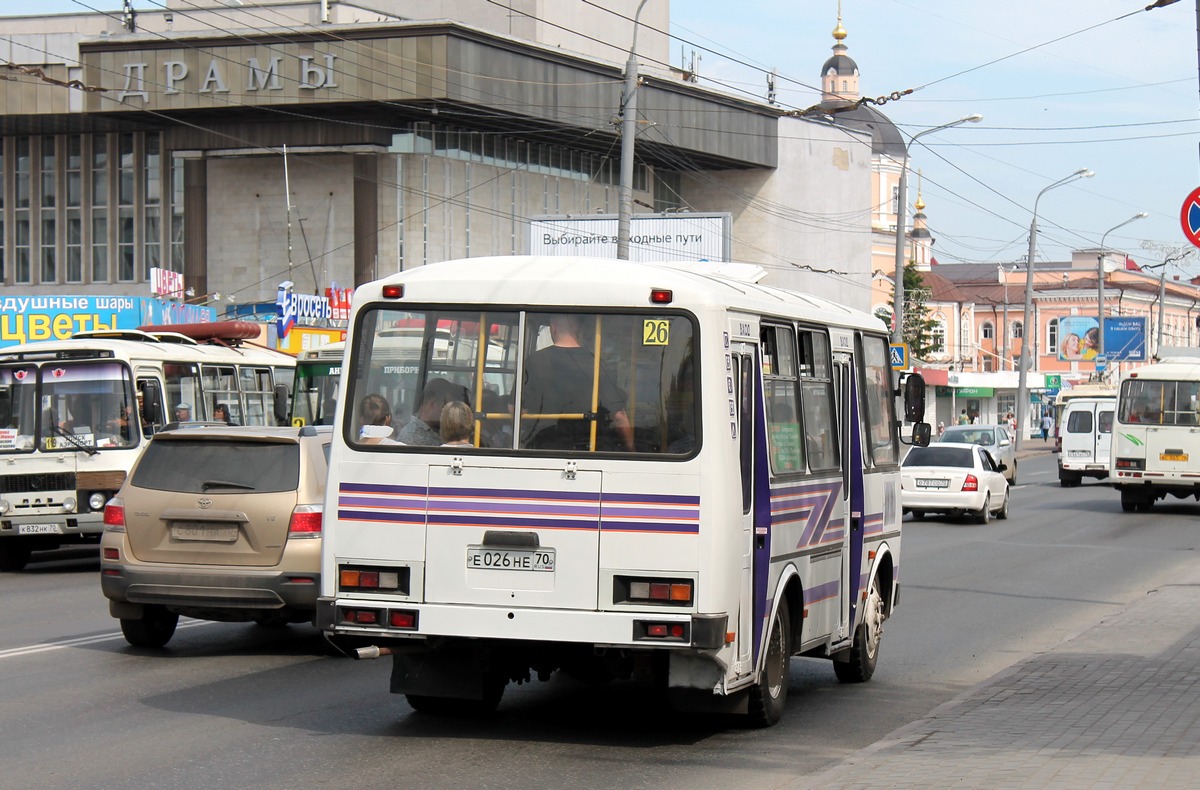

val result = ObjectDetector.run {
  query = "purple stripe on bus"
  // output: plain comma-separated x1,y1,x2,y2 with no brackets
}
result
600,507,699,519
806,579,840,604
426,513,599,530
429,486,601,502
429,500,598,517
337,509,424,523
340,482,425,495
603,492,701,505
337,496,423,509
600,520,699,534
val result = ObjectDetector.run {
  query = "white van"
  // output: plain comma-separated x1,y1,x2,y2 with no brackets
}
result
1058,396,1115,487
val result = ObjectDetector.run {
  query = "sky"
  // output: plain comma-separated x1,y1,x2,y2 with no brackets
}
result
3,1,1199,277
667,0,1200,275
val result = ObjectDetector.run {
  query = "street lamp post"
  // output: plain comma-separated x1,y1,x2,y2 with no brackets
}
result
1014,168,1094,451
1097,213,1148,367
891,114,982,344
617,0,651,261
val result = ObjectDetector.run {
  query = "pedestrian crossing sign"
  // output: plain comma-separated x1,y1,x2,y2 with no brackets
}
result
889,343,909,370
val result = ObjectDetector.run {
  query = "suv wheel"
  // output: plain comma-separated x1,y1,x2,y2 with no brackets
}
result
120,605,179,648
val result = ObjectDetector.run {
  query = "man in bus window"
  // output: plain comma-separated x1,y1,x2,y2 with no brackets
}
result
396,378,463,446
521,314,634,452
175,403,192,422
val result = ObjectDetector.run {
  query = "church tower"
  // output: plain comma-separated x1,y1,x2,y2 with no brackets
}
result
910,172,936,271
821,2,859,104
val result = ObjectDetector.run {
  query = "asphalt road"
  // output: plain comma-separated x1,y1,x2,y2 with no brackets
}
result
1,452,1196,789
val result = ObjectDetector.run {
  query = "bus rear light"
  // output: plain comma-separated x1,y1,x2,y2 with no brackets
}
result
623,577,693,605
381,284,404,299
388,610,418,629
1115,458,1146,471
342,608,380,625
961,474,979,492
339,565,408,593
287,505,323,537
649,289,673,304
636,621,689,641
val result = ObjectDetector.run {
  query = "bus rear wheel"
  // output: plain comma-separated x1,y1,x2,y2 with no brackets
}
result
747,598,790,727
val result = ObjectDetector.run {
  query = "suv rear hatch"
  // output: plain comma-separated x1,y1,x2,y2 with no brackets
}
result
123,435,301,566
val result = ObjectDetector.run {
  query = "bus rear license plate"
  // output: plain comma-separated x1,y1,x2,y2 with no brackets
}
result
17,523,64,535
171,523,239,542
1160,453,1188,462
466,547,555,572
916,479,948,488
1068,450,1089,458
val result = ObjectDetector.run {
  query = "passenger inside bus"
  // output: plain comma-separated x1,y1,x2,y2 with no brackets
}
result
358,393,400,444
520,314,634,452
440,401,475,447
396,379,463,446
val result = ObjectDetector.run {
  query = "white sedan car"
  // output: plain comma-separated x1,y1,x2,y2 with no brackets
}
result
901,442,1010,524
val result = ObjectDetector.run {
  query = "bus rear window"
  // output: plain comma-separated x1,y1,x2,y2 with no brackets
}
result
349,308,698,455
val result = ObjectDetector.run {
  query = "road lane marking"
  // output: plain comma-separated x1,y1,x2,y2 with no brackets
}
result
0,619,212,660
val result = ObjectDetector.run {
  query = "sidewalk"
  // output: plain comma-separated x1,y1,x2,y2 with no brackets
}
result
790,462,1200,789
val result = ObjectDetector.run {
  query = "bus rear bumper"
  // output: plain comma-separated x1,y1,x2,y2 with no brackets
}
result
316,597,728,650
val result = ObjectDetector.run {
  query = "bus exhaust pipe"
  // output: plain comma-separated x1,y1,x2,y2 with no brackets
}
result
354,645,395,660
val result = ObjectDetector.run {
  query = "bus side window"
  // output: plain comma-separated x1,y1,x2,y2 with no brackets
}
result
737,354,754,514
761,324,802,474
798,330,838,471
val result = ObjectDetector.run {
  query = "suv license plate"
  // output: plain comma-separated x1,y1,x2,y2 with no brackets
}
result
466,547,555,572
916,479,949,488
17,523,64,535
171,523,239,542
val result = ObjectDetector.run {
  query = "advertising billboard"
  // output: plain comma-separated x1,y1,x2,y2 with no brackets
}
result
529,213,731,261
0,295,215,349
1104,316,1148,361
1058,316,1099,362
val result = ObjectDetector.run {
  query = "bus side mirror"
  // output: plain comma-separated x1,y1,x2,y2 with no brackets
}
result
901,373,926,422
910,422,931,447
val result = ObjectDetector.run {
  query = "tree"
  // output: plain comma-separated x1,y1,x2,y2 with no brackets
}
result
888,261,940,359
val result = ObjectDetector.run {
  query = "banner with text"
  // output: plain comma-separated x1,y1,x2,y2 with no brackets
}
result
0,295,215,349
529,213,731,261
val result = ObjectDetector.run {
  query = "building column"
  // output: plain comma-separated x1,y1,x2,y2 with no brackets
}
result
353,153,378,286
183,158,208,298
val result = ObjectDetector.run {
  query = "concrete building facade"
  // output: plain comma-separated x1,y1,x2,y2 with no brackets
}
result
1,1,884,318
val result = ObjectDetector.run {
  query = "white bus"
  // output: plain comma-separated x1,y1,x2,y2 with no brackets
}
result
1111,354,1200,512
0,322,295,570
318,256,928,726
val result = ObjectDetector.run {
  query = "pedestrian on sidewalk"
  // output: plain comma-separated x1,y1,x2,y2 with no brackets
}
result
1041,412,1053,442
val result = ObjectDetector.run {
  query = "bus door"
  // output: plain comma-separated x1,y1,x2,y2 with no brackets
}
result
731,346,758,670
133,370,165,434
833,351,857,644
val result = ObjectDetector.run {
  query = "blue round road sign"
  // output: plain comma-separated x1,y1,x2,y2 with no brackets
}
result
1181,186,1200,249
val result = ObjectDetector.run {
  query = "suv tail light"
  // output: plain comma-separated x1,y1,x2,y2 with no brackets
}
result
961,474,979,492
288,504,323,538
103,497,126,530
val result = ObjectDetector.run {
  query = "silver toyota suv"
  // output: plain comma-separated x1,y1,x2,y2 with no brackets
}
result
100,424,331,648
